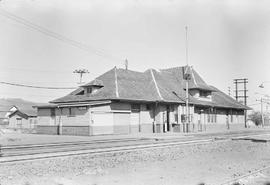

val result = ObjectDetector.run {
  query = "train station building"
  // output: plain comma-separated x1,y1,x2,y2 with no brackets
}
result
35,66,249,136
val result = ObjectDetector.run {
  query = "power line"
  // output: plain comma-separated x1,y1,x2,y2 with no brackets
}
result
0,92,62,98
0,66,74,74
248,103,261,106
0,8,124,63
0,81,77,89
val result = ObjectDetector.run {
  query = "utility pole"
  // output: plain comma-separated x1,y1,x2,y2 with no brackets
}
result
73,69,89,84
184,26,191,133
234,78,248,128
228,86,231,96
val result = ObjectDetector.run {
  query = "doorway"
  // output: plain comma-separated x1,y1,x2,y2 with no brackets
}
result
166,106,170,132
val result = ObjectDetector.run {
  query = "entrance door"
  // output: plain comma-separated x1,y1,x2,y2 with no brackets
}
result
166,106,170,132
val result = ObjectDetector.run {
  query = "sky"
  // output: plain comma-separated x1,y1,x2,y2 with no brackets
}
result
0,0,270,111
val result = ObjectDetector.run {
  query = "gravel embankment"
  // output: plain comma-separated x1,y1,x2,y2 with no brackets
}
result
0,140,270,185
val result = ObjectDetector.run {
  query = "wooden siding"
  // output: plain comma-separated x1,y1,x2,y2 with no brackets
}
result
9,114,36,129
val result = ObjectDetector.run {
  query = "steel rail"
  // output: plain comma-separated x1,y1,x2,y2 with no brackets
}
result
2,130,268,149
1,137,216,157
0,131,269,164
2,132,267,156
0,138,219,164
1,137,150,149
220,165,270,185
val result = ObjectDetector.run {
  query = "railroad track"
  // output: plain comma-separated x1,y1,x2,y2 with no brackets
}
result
0,131,269,163
220,165,270,185
0,137,217,164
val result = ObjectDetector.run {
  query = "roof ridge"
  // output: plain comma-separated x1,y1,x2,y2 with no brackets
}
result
114,67,119,98
191,66,198,86
150,69,163,100
117,68,144,74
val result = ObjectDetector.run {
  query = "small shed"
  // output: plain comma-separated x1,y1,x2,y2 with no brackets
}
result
8,106,37,129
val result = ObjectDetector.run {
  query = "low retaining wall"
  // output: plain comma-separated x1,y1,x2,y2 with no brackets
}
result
140,123,153,133
36,122,249,136
155,124,163,133
36,125,59,135
204,123,246,132
113,125,129,134
171,123,247,133
62,126,90,136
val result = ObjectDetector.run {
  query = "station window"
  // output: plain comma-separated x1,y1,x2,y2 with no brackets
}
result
131,104,140,111
199,90,211,98
50,108,55,117
68,107,75,117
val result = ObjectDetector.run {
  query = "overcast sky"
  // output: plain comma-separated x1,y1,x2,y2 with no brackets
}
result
0,0,270,111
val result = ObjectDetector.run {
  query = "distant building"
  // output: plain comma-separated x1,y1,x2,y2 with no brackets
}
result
36,66,250,136
0,112,9,127
7,106,37,129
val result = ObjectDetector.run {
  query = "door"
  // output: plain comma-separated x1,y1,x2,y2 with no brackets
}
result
166,106,170,132
91,112,113,135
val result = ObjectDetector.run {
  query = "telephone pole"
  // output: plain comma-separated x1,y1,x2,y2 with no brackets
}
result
234,78,248,128
184,26,191,133
73,69,89,84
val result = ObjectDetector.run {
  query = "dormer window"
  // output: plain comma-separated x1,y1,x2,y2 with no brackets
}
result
188,89,212,101
80,79,104,95
87,87,92,94
199,90,211,98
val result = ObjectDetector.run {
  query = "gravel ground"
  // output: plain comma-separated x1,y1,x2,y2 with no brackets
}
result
0,140,270,185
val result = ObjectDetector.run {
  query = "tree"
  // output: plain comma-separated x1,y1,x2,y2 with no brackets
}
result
248,111,267,126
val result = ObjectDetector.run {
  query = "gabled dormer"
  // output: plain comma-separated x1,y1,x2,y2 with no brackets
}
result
80,79,104,95
189,88,213,101
183,66,215,102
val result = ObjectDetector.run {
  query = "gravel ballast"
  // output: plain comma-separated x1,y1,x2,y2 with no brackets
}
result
0,140,270,185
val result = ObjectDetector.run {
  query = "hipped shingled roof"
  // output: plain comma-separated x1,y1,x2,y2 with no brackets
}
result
51,66,249,110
